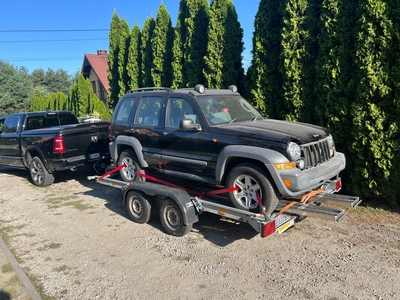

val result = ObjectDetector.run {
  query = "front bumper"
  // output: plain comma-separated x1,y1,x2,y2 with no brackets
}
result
268,152,346,197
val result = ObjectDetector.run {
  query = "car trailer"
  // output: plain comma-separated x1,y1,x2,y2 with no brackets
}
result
88,167,361,238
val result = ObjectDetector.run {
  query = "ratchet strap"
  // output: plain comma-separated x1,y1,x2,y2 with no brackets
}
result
96,163,126,182
274,189,325,218
136,171,238,198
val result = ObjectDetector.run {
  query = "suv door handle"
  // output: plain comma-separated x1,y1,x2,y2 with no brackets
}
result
130,128,139,133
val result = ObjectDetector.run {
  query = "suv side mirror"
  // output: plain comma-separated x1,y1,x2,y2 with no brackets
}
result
180,118,201,131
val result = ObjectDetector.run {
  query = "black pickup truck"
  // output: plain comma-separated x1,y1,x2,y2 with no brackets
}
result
0,110,110,186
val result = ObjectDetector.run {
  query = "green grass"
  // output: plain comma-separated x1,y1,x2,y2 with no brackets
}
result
1,263,13,274
44,196,94,211
37,243,62,251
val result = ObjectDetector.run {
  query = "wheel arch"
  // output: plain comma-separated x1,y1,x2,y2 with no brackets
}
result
123,183,198,226
24,146,51,171
216,145,288,188
111,135,148,168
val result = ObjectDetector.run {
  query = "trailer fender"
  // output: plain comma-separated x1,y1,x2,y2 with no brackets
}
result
124,182,199,226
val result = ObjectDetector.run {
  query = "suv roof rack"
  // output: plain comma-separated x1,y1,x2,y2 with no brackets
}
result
126,87,173,94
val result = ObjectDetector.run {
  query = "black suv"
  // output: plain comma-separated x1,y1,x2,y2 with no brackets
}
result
108,85,345,215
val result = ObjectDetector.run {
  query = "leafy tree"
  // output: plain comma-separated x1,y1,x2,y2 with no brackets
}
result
126,23,142,90
140,17,156,87
0,61,31,116
42,68,72,94
151,3,174,87
172,0,209,88
31,68,45,88
203,0,244,89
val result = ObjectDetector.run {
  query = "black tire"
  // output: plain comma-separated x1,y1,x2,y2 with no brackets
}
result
118,149,145,182
159,198,192,237
226,162,279,215
125,191,152,224
29,156,55,187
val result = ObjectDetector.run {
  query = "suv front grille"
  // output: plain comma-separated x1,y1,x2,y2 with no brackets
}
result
301,138,331,169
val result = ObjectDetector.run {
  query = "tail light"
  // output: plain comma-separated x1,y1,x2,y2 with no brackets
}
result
336,178,342,192
261,219,276,238
108,125,114,142
53,136,66,153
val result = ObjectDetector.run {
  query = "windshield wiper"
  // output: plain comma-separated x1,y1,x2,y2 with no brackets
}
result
227,116,242,125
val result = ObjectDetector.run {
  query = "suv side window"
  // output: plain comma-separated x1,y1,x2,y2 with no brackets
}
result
4,116,19,134
115,97,136,124
166,98,197,128
135,97,162,126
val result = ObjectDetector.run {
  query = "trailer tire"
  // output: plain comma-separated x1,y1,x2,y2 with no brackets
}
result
159,198,192,237
226,162,279,215
125,191,152,224
29,156,55,187
118,149,145,182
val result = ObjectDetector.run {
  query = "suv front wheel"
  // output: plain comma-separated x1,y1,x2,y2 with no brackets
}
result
118,149,145,182
226,162,279,216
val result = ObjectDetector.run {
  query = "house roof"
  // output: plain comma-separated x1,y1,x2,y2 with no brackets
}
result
81,50,110,92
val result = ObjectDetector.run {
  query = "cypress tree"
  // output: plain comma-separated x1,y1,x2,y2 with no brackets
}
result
127,23,142,90
350,0,399,207
279,0,320,122
314,0,357,187
151,3,174,87
172,0,209,88
117,18,131,98
108,12,122,109
246,0,282,118
204,0,244,89
140,17,156,87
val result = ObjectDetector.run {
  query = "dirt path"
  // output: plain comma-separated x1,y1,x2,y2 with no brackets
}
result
0,166,399,299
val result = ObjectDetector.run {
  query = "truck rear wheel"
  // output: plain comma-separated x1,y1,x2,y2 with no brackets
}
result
118,149,145,182
159,198,192,237
29,156,55,187
226,162,279,216
125,191,152,223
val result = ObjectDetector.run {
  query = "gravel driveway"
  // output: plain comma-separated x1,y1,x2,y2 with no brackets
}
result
0,166,399,299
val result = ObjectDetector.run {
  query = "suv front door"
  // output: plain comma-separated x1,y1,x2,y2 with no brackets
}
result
160,97,214,181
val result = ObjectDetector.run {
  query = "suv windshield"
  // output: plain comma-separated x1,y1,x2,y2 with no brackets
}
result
197,95,262,125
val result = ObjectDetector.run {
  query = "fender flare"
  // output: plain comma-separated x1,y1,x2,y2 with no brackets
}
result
123,182,199,225
215,145,289,183
110,135,148,168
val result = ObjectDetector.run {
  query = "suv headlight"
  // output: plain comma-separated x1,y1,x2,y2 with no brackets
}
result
288,142,301,161
327,134,335,157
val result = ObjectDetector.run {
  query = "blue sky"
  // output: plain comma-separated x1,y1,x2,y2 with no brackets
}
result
0,0,259,76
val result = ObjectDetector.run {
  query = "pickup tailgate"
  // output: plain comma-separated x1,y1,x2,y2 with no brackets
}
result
56,122,110,158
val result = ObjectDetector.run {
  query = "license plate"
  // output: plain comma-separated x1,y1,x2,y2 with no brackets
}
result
88,153,100,159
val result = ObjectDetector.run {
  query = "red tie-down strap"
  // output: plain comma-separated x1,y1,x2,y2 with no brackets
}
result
136,171,238,198
96,163,126,182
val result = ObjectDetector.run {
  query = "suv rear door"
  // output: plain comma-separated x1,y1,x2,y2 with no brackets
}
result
131,95,164,168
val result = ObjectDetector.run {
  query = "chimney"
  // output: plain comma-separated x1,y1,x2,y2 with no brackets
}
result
97,50,108,56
